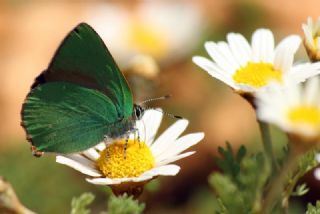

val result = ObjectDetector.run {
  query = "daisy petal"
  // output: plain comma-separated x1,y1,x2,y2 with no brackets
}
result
83,148,100,161
155,132,204,162
56,155,101,177
227,33,251,66
304,76,320,105
192,56,238,89
143,110,163,145
274,35,301,73
86,177,122,185
252,29,274,62
205,41,237,73
288,62,320,84
156,151,195,166
142,164,180,176
151,119,188,156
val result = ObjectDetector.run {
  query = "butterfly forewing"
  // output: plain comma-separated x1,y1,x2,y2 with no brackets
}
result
32,23,133,118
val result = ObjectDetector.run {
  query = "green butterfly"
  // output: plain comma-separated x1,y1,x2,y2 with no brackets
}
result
21,23,146,156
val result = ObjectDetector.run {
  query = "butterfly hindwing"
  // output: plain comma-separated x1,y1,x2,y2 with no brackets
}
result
22,82,118,153
32,23,133,118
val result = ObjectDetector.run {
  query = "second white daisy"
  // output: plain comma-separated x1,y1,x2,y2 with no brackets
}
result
256,77,320,142
193,29,320,94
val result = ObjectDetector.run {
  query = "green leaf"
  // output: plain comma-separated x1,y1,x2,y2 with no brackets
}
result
106,194,145,214
210,144,271,214
70,192,95,214
215,142,247,180
306,201,320,214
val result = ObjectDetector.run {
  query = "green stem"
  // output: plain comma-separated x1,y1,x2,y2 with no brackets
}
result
281,170,301,213
258,120,278,172
261,147,301,214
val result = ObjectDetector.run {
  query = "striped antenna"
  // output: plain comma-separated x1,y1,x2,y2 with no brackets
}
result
147,107,183,120
139,95,171,105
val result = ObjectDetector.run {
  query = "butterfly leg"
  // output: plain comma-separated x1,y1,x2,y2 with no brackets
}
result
31,146,44,158
123,135,129,159
103,136,112,160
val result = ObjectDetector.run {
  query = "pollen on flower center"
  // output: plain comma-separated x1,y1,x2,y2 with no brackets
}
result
233,62,282,88
288,106,320,128
96,140,155,178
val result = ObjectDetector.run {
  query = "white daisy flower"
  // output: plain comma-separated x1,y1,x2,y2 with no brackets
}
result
302,17,320,61
193,29,320,95
85,2,205,65
56,110,204,194
256,77,320,142
314,154,320,180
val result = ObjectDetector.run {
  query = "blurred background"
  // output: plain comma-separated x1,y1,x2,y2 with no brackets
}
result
1,0,320,213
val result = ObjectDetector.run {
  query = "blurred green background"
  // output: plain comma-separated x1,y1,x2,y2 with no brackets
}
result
1,0,320,213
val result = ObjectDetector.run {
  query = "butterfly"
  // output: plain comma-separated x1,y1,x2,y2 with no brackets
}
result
21,23,147,156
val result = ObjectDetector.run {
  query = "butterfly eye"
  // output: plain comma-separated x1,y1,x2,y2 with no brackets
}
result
134,105,144,120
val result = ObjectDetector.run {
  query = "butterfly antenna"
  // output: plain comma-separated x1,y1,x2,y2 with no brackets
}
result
147,107,183,120
140,95,171,105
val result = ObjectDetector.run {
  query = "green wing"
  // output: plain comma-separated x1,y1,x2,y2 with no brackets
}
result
22,82,117,153
32,23,133,118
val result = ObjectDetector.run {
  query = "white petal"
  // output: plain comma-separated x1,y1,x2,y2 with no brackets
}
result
251,29,274,62
227,33,251,66
314,168,320,180
315,153,320,162
288,62,320,83
141,110,163,145
216,41,241,69
156,151,195,166
83,148,100,161
95,142,106,151
56,155,101,177
142,164,180,176
205,41,237,73
86,175,153,185
302,23,314,47
151,119,189,157
156,132,204,162
304,76,320,105
192,56,238,89
86,177,122,185
274,35,301,73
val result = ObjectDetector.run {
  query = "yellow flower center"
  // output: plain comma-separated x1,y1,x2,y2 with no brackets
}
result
233,62,282,88
288,106,320,128
313,37,319,49
96,140,155,178
127,19,169,59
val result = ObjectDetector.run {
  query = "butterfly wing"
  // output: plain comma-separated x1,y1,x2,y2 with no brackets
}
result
22,82,118,153
32,23,133,118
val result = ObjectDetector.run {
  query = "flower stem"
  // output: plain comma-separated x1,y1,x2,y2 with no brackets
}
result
258,120,278,172
261,146,301,214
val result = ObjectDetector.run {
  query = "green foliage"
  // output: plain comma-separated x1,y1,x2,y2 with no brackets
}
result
210,143,271,214
216,142,246,180
105,194,145,214
297,149,318,177
291,183,309,197
145,178,160,193
70,192,144,214
306,201,320,214
71,192,95,214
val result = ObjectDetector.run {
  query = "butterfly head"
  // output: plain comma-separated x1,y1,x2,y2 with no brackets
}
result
133,104,145,120
133,95,183,121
